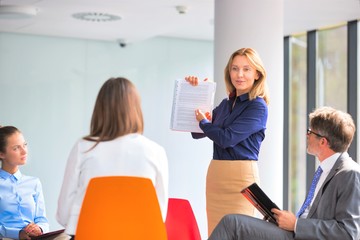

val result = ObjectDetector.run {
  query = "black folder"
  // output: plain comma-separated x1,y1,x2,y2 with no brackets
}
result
31,229,65,239
241,183,280,224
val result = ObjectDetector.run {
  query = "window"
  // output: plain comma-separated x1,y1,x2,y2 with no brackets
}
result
317,25,347,110
286,23,350,212
288,34,307,213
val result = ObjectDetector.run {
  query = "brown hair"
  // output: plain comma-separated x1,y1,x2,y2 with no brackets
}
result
0,126,20,158
310,106,355,152
224,48,269,104
83,77,144,149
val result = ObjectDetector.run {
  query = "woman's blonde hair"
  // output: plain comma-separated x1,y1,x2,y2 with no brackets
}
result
224,48,269,105
84,77,144,149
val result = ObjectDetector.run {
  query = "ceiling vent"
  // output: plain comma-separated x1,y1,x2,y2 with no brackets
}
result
72,12,121,22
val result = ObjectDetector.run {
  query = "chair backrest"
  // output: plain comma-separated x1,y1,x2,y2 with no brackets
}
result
75,176,167,240
165,198,201,240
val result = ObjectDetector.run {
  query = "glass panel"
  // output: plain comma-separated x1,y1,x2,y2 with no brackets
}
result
288,34,307,213
358,22,360,163
317,25,347,111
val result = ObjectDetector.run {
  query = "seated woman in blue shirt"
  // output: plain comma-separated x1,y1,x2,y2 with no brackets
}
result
0,126,49,240
186,47,270,236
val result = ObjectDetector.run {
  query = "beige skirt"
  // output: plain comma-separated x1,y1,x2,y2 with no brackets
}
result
206,159,260,236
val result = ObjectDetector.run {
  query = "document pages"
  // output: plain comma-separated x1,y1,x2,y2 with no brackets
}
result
170,79,216,133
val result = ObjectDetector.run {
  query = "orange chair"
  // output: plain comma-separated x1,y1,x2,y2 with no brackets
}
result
75,176,167,240
165,198,202,240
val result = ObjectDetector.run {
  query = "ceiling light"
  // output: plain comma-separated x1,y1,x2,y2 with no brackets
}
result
0,5,38,19
72,12,121,22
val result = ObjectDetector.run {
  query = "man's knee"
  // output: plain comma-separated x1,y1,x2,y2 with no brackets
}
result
221,214,246,225
209,214,240,240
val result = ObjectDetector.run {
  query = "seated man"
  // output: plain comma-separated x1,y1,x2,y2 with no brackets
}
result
208,106,360,240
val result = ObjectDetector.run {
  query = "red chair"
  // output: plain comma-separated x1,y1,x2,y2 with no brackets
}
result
165,198,202,240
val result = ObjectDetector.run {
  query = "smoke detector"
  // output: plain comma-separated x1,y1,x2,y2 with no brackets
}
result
175,5,187,14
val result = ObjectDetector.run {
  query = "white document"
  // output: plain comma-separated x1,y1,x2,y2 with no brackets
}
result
170,79,216,133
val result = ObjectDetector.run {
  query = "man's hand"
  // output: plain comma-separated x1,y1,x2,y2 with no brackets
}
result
272,208,296,231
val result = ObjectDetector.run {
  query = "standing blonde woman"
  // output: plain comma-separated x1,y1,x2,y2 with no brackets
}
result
186,48,269,236
56,77,168,239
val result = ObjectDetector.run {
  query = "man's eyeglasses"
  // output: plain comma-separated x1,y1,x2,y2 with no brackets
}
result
307,128,326,139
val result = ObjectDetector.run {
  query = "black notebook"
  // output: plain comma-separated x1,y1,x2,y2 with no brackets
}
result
241,183,280,224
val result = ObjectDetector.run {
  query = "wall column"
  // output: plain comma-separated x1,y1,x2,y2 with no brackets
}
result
214,0,284,207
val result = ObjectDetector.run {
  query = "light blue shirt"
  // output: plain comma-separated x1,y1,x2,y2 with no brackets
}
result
0,169,49,239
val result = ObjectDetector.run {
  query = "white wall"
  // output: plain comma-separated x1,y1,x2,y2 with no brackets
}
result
0,31,284,239
0,33,213,238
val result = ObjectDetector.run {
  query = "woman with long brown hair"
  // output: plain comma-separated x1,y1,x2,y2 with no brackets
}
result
56,77,168,239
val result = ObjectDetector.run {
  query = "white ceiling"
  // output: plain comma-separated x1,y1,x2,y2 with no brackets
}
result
0,0,359,44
